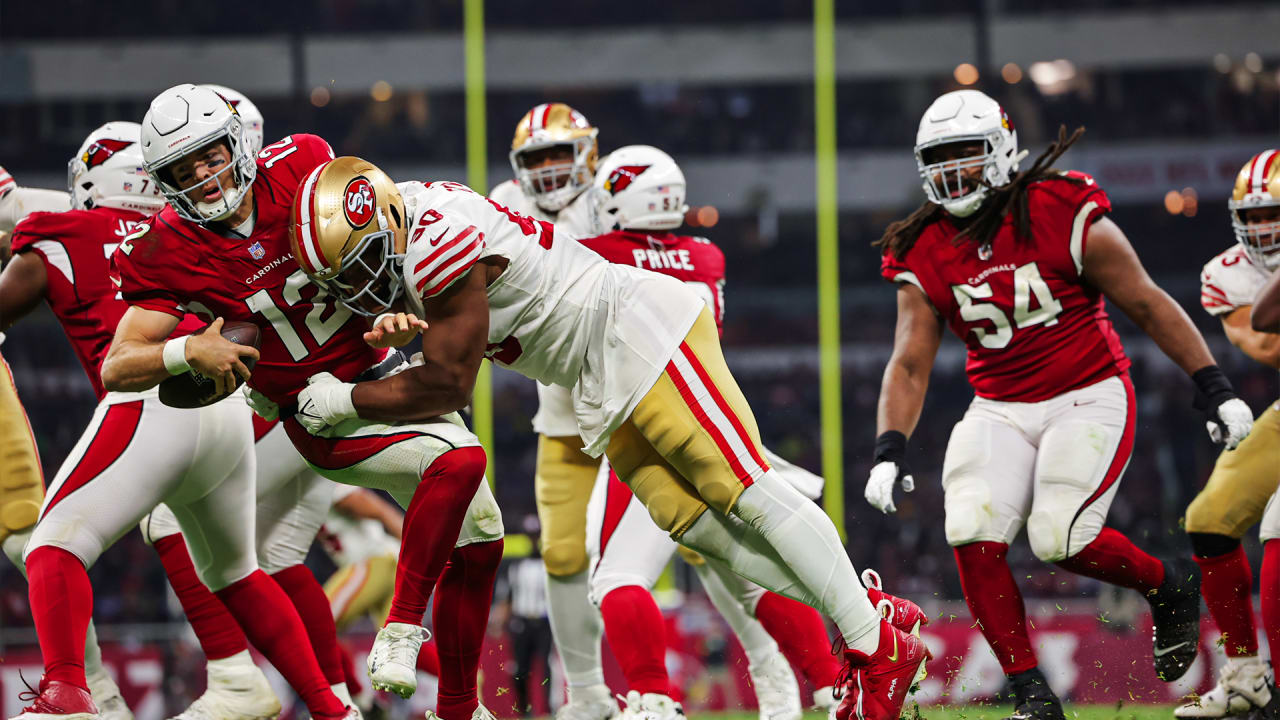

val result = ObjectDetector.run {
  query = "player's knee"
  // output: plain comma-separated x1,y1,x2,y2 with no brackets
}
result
0,472,43,544
138,506,183,546
942,473,997,547
541,538,588,577
1027,511,1099,563
1188,532,1241,558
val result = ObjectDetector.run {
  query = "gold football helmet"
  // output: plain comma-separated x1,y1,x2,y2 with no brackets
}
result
1230,149,1280,270
291,156,408,316
510,103,598,212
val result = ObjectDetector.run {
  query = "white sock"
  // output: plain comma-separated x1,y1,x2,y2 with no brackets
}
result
331,682,355,709
692,561,775,660
545,569,606,689
84,619,107,679
2,528,30,576
208,648,256,671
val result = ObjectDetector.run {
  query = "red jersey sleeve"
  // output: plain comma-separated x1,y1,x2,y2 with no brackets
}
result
880,248,927,295
257,134,335,188
109,219,186,317
1032,171,1111,278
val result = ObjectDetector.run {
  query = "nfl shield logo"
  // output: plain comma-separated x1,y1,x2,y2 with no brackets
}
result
249,242,266,260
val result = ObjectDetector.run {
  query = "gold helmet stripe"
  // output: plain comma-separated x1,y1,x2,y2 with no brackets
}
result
1250,149,1278,197
294,162,331,275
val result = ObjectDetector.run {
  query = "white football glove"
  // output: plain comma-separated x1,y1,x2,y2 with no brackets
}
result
1208,397,1253,450
865,461,914,514
242,385,279,422
295,372,357,434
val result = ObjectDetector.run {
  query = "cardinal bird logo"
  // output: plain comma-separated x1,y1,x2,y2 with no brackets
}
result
81,138,135,170
603,165,651,195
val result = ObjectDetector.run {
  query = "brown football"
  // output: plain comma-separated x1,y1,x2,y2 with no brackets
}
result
157,321,261,409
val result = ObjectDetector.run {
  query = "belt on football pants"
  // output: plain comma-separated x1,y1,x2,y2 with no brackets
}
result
278,349,411,420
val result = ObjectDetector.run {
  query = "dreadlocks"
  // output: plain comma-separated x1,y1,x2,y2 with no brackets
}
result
877,125,1087,260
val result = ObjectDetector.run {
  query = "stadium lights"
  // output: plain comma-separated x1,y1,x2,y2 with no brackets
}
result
1002,63,1023,84
1245,52,1263,73
1028,59,1076,95
953,63,979,86
370,80,394,102
310,87,331,107
1213,53,1233,74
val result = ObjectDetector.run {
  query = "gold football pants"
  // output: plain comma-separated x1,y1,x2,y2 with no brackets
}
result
325,553,398,629
1185,401,1280,538
0,350,43,544
606,308,770,538
534,433,599,577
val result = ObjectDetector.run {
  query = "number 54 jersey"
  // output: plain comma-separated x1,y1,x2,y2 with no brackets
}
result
881,171,1129,402
111,134,383,406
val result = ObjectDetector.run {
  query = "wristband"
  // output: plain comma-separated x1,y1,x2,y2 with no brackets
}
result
163,335,192,375
874,430,908,464
1191,365,1234,410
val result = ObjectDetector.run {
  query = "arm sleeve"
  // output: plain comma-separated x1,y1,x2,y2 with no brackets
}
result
1201,251,1267,317
0,187,71,233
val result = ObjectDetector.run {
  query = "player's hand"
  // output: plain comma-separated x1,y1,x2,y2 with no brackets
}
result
864,431,915,514
296,371,357,434
1192,366,1254,450
364,311,428,349
243,386,279,422
186,318,259,396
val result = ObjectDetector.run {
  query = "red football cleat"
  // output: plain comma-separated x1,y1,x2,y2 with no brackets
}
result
835,621,930,720
12,677,99,720
862,568,928,636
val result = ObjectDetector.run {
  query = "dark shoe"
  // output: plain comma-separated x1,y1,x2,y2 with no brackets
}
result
1003,668,1065,720
1149,558,1202,682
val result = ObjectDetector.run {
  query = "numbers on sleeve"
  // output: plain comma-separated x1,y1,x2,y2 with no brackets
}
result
245,269,352,361
259,136,299,169
950,262,1062,350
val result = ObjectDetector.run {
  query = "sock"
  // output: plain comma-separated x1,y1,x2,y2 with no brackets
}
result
954,542,1037,675
387,446,488,626
754,591,840,689
546,569,607,688
154,534,249,660
692,561,776,661
600,586,671,695
215,570,344,717
1055,527,1165,592
339,643,364,698
706,472,880,653
272,564,347,686
1195,546,1259,657
331,682,354,710
418,638,442,676
1261,540,1280,664
434,539,504,720
83,620,106,681
27,546,93,688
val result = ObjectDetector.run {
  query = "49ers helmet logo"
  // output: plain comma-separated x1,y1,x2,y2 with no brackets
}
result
82,138,134,170
343,176,376,228
603,164,651,195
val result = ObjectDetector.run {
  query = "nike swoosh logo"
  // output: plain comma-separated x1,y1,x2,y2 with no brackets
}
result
1073,400,1096,406
1153,641,1189,657
887,632,899,662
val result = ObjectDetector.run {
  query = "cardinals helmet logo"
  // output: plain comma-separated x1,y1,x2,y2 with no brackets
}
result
603,165,651,195
82,138,135,170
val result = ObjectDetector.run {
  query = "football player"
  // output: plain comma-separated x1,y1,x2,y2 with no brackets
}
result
868,89,1252,719
106,85,501,720
488,103,615,720
289,158,931,720
1175,150,1280,718
580,146,884,720
0,122,357,720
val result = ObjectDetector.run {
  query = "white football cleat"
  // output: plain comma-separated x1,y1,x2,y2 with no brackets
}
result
1175,656,1271,718
811,686,837,720
748,651,802,720
85,669,132,720
471,705,497,720
617,691,684,720
555,684,619,720
368,623,428,699
168,652,281,720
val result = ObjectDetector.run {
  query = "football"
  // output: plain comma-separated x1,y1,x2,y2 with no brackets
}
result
157,321,261,409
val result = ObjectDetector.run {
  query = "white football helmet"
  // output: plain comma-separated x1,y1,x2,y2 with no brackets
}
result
202,84,264,157
915,89,1020,218
593,145,688,232
66,121,165,214
141,83,257,223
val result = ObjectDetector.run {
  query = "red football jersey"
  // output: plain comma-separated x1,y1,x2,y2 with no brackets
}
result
12,206,203,399
578,230,726,332
880,172,1129,402
111,134,383,406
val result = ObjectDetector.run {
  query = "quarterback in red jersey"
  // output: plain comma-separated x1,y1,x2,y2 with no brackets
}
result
105,85,502,719
870,90,1254,720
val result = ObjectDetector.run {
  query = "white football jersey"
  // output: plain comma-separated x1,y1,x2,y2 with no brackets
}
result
1201,244,1270,317
400,180,702,455
489,178,599,437
318,484,399,567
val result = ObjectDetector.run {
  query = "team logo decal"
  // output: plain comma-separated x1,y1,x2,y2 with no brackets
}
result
343,176,376,228
82,138,134,170
603,165,651,195
248,241,267,260
978,243,993,261
999,108,1014,132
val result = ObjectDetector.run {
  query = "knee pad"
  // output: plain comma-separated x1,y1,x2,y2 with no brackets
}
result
541,537,588,577
458,480,505,548
627,468,708,538
1027,511,1077,563
0,390,43,545
942,420,1002,547
1189,532,1242,558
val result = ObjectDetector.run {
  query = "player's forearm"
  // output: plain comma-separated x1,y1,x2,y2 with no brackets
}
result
0,187,71,234
350,364,472,422
1128,289,1217,376
101,339,172,392
876,360,930,436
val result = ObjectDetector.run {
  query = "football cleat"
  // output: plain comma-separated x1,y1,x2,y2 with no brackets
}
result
471,706,497,720
1149,558,1202,682
1176,657,1272,718
85,669,132,720
368,623,429,699
835,621,929,720
167,654,281,720
1002,667,1065,720
555,684,620,720
617,691,684,720
861,569,928,637
812,686,838,720
1246,682,1280,720
748,650,803,720
10,677,99,720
